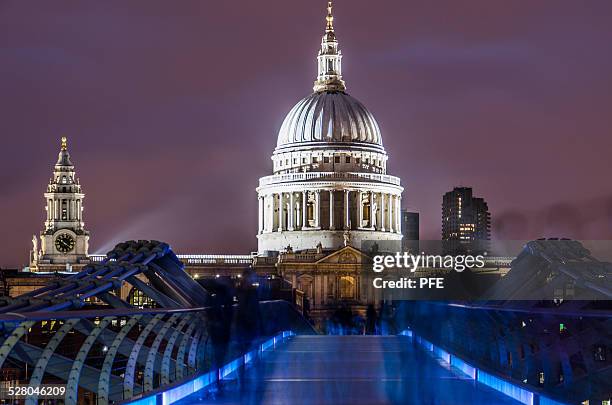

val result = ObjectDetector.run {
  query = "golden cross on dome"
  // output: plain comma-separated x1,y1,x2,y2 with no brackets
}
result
61,136,67,151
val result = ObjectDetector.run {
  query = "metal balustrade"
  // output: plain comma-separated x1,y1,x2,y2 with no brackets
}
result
397,301,612,405
0,240,314,404
258,171,402,187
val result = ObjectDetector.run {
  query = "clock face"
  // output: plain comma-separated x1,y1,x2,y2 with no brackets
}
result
55,233,75,253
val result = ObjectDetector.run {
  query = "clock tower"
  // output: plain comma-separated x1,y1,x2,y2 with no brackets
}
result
30,137,89,271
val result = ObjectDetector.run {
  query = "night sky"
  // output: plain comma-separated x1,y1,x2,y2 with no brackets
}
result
1,1,611,267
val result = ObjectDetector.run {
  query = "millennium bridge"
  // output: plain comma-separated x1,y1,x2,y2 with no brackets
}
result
0,240,609,404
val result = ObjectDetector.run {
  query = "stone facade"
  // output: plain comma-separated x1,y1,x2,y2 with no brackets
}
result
276,245,378,330
30,137,89,272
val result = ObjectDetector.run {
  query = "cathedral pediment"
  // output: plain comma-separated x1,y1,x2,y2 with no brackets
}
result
314,246,371,265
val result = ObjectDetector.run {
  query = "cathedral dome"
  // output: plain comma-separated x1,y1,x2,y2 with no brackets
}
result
276,91,383,150
257,1,403,255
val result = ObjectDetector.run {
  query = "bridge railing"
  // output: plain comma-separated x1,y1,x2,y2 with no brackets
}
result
0,300,313,405
0,307,209,405
0,240,315,404
122,330,296,405
395,301,612,405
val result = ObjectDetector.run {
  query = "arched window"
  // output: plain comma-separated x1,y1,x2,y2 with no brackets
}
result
298,276,313,300
339,276,355,300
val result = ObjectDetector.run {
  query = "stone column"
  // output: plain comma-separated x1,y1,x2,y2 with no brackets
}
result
388,194,394,233
302,191,308,229
277,193,283,232
369,191,375,229
323,274,328,305
258,196,264,234
315,190,321,228
296,196,302,229
380,192,386,231
344,190,350,229
261,196,266,232
358,191,363,228
396,195,402,233
329,190,335,230
289,192,295,231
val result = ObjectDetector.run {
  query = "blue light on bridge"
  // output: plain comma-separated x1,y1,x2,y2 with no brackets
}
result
125,331,294,405
450,356,476,380
220,358,243,379
161,371,216,405
406,330,541,405
477,370,534,405
261,337,274,352
244,350,256,364
433,346,451,364
416,336,434,351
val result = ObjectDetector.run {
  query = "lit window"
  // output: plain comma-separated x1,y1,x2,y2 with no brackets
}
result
313,157,318,163
128,288,156,308
339,276,355,299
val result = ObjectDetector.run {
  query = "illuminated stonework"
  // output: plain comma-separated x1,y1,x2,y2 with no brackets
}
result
257,2,403,253
30,137,90,271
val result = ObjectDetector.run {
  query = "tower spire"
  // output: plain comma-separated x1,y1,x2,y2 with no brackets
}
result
313,0,346,92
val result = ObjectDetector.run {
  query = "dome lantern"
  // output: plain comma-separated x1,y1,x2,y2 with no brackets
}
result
314,1,346,93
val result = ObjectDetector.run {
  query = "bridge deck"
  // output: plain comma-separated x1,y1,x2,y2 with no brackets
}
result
177,335,523,405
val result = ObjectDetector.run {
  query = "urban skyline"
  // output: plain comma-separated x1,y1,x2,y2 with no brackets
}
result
2,0,612,267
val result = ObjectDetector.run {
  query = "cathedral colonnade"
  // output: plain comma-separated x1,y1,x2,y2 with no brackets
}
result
258,187,402,235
